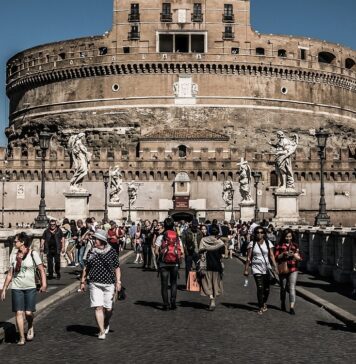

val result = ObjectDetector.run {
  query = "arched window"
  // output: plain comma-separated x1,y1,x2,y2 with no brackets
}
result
345,58,355,70
270,171,278,186
318,52,336,64
178,145,187,158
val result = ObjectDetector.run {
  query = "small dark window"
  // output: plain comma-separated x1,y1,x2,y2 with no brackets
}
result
136,143,140,158
175,35,189,53
129,3,140,22
178,145,187,158
223,4,234,22
270,171,278,186
278,49,287,58
161,3,172,22
10,64,18,74
256,47,265,56
345,58,355,70
191,34,205,53
223,26,234,40
318,51,336,64
159,34,174,52
300,48,307,60
128,26,140,40
123,47,130,54
192,3,203,22
231,47,239,54
58,52,66,60
99,47,108,55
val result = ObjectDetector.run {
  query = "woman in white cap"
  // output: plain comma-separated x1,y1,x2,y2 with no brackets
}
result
80,229,121,340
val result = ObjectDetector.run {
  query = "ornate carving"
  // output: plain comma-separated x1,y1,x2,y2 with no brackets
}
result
109,165,123,203
237,158,253,202
222,180,234,207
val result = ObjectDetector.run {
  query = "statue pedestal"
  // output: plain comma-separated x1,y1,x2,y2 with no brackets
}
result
239,201,255,222
64,191,91,220
108,202,124,221
224,208,234,222
272,189,302,225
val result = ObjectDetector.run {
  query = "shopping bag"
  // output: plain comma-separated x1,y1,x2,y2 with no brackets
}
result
186,271,200,292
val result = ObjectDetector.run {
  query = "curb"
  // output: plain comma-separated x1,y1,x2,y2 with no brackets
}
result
0,250,133,344
234,253,356,328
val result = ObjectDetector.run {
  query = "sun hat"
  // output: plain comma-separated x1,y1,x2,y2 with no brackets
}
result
63,224,71,231
93,229,108,244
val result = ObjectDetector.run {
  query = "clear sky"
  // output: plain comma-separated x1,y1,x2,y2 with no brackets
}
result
0,0,355,147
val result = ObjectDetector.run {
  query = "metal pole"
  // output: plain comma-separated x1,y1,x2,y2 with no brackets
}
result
1,178,5,227
254,181,259,221
104,181,109,223
35,148,48,228
231,189,234,222
128,193,132,223
315,147,330,226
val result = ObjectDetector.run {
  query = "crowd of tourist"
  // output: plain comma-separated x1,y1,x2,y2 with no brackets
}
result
1,215,304,344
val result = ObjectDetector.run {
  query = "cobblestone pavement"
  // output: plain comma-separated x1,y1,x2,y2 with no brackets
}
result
1,257,355,364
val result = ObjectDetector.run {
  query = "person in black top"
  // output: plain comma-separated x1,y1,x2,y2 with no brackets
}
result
141,220,153,270
40,219,64,280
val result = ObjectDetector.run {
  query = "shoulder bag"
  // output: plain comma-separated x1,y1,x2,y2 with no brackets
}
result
257,242,278,285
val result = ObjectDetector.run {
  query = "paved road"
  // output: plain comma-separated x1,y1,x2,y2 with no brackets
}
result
1,257,355,363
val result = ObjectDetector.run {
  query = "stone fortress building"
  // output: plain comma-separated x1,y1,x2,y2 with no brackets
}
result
2,0,356,225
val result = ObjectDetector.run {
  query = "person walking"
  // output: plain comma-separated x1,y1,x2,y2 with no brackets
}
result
198,225,225,311
243,226,278,315
155,217,184,310
1,232,47,345
141,220,153,270
40,219,64,280
275,228,302,314
80,229,121,340
133,223,143,264
181,219,203,284
107,221,120,254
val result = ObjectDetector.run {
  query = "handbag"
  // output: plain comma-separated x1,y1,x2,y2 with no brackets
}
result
257,242,278,285
117,286,126,301
30,251,42,290
186,271,201,292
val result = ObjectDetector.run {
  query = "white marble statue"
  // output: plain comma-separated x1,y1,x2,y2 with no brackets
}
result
68,133,91,192
109,165,123,203
237,158,253,202
268,131,299,191
128,182,138,206
222,180,234,207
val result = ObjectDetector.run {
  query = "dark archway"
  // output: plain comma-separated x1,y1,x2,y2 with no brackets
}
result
169,210,196,222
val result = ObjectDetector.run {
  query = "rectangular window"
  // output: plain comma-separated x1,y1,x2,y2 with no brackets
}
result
223,26,234,40
223,3,234,22
300,49,306,60
191,35,205,53
129,25,140,40
129,3,140,22
231,47,239,54
159,34,174,52
161,3,172,22
131,3,139,14
192,3,203,22
175,34,189,53
123,47,130,54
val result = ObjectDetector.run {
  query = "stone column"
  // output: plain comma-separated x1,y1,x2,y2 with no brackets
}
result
306,228,322,273
64,191,91,221
333,230,354,284
318,230,335,277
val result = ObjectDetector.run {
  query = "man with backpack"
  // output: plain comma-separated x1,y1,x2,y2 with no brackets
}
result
154,217,184,310
181,219,203,285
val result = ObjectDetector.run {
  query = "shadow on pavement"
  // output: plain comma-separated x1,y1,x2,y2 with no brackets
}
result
221,303,256,311
178,301,209,310
316,320,356,333
247,302,280,311
134,300,165,311
66,325,98,337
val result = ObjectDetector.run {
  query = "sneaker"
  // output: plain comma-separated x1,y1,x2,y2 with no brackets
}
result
162,304,170,311
262,304,268,312
104,325,110,334
257,309,263,315
56,274,61,280
290,308,296,315
98,332,106,340
170,302,177,310
26,327,34,341
281,302,287,312
209,299,216,311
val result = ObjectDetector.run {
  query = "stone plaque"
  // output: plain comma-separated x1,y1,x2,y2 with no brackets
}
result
178,9,186,23
174,196,189,209
17,184,25,199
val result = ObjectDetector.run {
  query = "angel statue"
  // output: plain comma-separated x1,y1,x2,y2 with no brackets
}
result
222,180,234,207
268,131,299,191
67,133,91,191
109,165,123,203
128,182,138,206
237,158,253,202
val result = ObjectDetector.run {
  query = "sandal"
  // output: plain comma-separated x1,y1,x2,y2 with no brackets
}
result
17,338,26,346
262,304,268,312
27,327,34,341
257,309,263,315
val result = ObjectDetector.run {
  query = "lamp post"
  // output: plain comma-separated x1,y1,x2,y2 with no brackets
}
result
103,171,109,223
252,171,262,221
34,128,52,229
230,187,235,223
127,186,132,224
314,128,331,226
1,173,9,228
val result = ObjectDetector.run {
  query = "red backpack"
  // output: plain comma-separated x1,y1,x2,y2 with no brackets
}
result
161,230,182,264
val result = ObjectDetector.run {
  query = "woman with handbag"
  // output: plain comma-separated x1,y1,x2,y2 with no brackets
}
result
243,226,278,315
275,228,302,315
198,225,225,311
0,232,47,345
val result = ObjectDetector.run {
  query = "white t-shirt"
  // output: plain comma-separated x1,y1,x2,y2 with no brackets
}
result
247,241,272,275
10,250,42,290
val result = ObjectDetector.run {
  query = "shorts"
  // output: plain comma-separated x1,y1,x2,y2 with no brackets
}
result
12,288,37,312
89,282,115,309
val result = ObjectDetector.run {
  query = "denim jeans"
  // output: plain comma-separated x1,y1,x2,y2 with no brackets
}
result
279,271,298,304
160,265,179,306
142,244,152,268
78,245,85,269
47,251,61,277
253,274,270,309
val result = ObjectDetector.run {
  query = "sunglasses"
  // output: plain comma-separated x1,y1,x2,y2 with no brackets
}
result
256,231,265,234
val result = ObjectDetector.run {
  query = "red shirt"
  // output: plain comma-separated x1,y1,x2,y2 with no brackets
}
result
274,242,301,273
